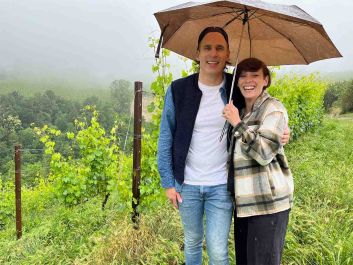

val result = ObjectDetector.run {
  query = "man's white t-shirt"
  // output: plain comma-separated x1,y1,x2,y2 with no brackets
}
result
184,80,228,186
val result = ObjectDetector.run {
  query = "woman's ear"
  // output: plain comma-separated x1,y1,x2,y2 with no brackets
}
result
264,75,269,87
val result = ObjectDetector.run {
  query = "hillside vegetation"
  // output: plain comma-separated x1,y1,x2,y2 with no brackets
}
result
0,117,352,264
1,43,352,264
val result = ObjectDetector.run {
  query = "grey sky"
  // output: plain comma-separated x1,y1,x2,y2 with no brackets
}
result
0,0,352,84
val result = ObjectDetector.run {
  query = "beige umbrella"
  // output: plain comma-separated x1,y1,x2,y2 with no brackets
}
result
154,0,342,66
154,0,342,139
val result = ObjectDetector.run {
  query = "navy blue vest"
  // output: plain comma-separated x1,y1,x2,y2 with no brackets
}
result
171,72,245,185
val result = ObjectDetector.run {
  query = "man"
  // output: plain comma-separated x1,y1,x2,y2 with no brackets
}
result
157,27,289,265
158,27,241,265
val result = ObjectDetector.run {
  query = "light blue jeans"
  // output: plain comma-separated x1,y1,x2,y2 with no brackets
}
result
176,183,233,265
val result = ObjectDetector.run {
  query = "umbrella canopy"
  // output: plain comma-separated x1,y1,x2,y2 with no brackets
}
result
154,0,342,66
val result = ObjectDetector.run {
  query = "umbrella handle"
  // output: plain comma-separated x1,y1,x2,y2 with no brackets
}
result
155,25,168,59
220,17,247,142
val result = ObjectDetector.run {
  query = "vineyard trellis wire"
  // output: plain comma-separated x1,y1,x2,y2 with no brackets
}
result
8,81,157,239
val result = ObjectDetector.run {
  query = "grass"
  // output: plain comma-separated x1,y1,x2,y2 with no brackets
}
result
282,117,353,264
0,117,352,264
0,196,112,265
336,113,353,121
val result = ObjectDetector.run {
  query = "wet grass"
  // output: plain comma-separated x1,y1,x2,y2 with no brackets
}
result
0,117,352,264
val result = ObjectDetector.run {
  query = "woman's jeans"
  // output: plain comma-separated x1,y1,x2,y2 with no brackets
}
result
177,183,233,265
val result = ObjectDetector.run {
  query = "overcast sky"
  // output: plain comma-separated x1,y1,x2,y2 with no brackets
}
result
0,0,352,84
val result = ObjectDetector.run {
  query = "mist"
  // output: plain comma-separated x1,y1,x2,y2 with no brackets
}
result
0,0,352,86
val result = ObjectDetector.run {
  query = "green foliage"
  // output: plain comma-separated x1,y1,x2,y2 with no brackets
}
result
2,115,351,265
89,118,353,265
109,79,134,115
0,175,55,232
138,38,174,210
282,118,353,264
0,78,133,180
324,79,353,114
0,179,15,230
0,197,112,265
179,56,199,77
341,80,353,113
34,106,124,206
268,73,327,140
324,82,343,111
0,36,352,264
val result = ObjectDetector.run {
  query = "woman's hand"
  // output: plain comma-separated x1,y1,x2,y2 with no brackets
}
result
222,100,241,127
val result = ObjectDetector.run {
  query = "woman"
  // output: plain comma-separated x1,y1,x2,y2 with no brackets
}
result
222,58,294,265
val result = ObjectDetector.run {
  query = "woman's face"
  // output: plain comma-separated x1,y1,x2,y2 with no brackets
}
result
237,69,269,103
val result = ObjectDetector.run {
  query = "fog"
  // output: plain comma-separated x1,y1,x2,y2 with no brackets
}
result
0,0,352,85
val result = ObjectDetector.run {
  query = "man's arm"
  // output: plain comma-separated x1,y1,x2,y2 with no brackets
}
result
157,86,182,208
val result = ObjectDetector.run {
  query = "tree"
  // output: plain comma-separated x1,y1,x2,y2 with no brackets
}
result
0,114,21,142
109,79,133,115
341,79,353,113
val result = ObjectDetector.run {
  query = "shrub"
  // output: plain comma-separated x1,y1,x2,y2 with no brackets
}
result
268,73,327,140
34,106,127,207
341,79,353,113
324,83,341,110
0,179,15,230
323,79,353,113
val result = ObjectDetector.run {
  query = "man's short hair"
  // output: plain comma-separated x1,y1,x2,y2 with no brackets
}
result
197,27,229,50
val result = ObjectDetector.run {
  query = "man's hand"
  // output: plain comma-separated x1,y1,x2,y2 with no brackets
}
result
165,188,182,209
281,126,290,145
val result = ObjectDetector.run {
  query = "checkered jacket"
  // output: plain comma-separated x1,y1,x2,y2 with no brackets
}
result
228,91,294,217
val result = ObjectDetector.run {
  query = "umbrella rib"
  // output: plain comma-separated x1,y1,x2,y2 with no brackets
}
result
246,10,259,58
166,7,245,36
223,11,244,28
247,10,258,20
247,19,252,57
223,9,258,56
256,16,309,64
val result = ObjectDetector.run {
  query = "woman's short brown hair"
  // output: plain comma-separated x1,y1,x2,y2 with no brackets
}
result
235,58,271,89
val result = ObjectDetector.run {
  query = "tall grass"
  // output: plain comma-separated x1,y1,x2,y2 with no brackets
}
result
0,117,352,264
86,118,353,265
0,196,112,265
283,117,353,264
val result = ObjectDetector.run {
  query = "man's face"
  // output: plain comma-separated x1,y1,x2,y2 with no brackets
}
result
196,32,230,78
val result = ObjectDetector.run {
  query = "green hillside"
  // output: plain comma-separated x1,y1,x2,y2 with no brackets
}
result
0,117,352,264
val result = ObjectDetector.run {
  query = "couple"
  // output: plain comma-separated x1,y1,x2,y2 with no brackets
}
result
158,27,294,265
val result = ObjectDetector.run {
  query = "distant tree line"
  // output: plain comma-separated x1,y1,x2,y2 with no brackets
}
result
0,79,134,181
324,79,353,114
